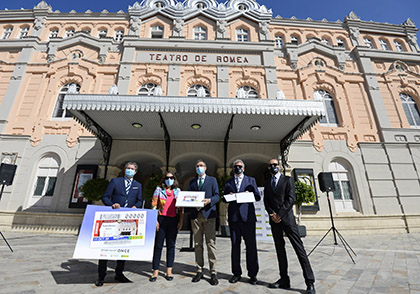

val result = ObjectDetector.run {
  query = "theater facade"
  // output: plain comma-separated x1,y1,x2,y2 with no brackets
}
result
0,0,419,234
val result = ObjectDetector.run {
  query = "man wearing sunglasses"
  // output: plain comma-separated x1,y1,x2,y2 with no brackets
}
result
223,159,261,285
188,159,220,286
263,158,315,294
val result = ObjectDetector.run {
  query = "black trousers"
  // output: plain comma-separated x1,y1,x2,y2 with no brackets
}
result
229,220,259,277
152,215,178,270
270,220,315,285
98,260,125,280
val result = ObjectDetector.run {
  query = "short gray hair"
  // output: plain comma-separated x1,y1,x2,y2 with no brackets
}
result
232,159,245,168
125,161,138,171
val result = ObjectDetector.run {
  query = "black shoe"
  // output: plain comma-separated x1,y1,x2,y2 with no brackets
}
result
115,274,132,283
229,275,241,283
209,274,219,286
149,276,157,282
268,278,290,289
165,275,174,281
95,279,104,287
192,272,203,282
249,276,258,285
305,283,316,294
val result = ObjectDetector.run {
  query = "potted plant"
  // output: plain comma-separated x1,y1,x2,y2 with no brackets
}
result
80,178,110,204
294,180,316,237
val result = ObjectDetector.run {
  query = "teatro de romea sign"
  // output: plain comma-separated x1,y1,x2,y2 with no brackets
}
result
137,51,262,66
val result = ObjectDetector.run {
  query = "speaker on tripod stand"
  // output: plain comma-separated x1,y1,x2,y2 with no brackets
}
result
0,163,17,252
307,172,356,263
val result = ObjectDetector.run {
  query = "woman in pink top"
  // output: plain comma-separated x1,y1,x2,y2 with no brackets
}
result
150,172,183,282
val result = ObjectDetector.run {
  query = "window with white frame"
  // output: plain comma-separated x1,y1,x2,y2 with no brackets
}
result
81,28,91,35
336,38,346,48
236,86,258,98
114,30,124,42
394,40,405,52
321,38,330,46
379,39,389,50
194,26,207,40
49,29,59,39
53,83,80,118
98,29,107,38
33,157,59,197
400,93,420,128
275,35,284,48
187,85,210,97
65,29,75,38
290,35,299,45
138,83,159,96
315,89,339,126
151,25,163,38
2,27,13,39
363,37,374,49
329,161,358,212
236,28,249,42
19,26,29,38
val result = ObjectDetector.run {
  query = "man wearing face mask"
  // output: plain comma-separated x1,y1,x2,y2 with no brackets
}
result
263,158,315,294
223,159,260,285
95,161,143,287
188,159,220,285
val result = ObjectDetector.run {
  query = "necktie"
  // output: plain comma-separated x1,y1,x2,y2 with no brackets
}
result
198,177,203,190
271,176,277,191
235,177,241,192
126,179,132,194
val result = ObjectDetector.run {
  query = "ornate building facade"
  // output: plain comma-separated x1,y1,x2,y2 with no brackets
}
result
0,0,419,234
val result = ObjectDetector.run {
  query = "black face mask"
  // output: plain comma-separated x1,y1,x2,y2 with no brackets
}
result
269,164,279,174
234,166,243,175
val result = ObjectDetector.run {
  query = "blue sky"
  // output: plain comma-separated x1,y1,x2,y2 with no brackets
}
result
3,0,420,32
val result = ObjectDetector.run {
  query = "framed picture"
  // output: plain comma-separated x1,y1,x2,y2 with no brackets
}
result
292,168,319,211
69,165,98,208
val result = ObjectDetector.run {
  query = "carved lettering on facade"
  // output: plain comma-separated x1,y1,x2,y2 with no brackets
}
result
147,53,250,64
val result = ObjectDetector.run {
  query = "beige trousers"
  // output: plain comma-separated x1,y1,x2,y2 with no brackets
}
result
191,212,217,274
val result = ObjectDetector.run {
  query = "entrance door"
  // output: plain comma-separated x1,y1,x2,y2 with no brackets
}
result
329,161,358,212
28,157,59,208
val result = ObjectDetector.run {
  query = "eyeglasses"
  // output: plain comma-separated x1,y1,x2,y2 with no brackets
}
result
269,163,279,167
234,165,243,168
165,176,174,180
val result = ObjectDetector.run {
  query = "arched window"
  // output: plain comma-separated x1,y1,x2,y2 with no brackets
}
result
315,89,339,126
2,27,13,39
400,93,420,128
329,161,358,212
236,28,249,42
114,30,124,42
336,38,346,48
379,39,389,50
394,40,405,52
321,38,330,46
53,83,80,118
151,25,163,38
138,83,161,96
236,86,258,98
187,85,210,97
275,35,284,48
29,156,60,208
290,35,300,45
363,37,374,49
49,29,59,39
65,29,75,38
98,29,107,38
19,26,30,38
194,26,207,40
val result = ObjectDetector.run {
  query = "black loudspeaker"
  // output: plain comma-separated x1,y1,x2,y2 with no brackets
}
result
0,164,17,186
318,172,335,192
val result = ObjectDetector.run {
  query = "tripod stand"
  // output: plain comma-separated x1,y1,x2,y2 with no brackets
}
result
307,191,355,263
0,183,14,252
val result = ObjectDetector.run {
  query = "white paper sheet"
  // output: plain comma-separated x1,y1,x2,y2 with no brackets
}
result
175,191,205,207
235,192,256,203
223,193,237,202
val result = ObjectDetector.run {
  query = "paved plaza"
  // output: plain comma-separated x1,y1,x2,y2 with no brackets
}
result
0,230,419,294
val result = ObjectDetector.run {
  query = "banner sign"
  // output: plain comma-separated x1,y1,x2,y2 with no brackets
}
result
73,205,158,261
255,187,273,242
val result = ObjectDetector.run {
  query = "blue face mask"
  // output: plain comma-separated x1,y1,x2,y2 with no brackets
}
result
165,178,174,187
196,166,205,175
125,169,135,178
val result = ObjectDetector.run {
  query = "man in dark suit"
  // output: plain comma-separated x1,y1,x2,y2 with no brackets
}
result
263,158,315,294
189,159,220,286
223,159,261,285
95,161,143,287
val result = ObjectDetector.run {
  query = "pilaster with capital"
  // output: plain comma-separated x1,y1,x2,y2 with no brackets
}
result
172,19,184,38
129,17,141,36
216,20,228,40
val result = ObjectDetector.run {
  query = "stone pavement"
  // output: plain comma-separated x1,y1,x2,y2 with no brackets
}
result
0,230,419,294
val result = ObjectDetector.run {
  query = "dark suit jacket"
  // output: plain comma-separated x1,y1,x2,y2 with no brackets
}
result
263,174,296,225
188,175,219,219
102,177,143,208
224,175,261,223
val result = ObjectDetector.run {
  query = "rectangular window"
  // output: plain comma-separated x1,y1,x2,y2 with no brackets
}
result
49,30,59,39
2,27,13,39
45,177,57,196
19,27,29,39
114,30,124,42
98,30,107,38
34,177,46,196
